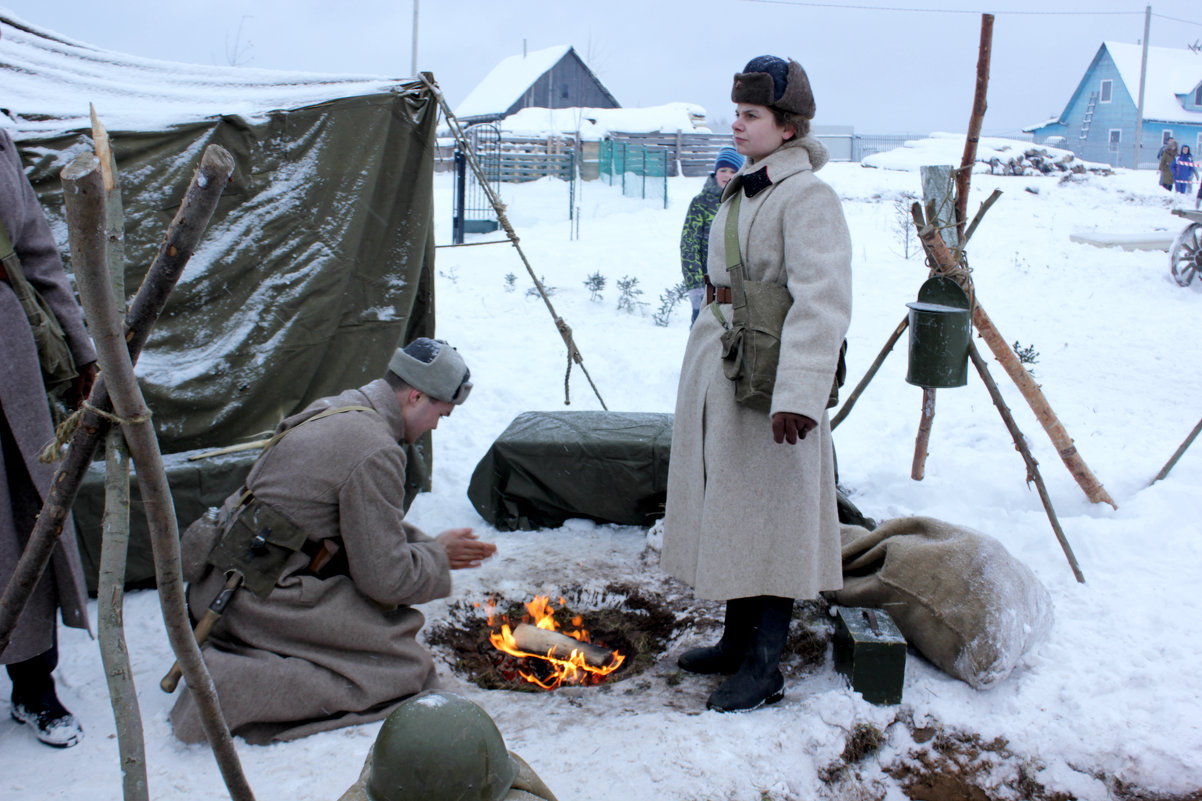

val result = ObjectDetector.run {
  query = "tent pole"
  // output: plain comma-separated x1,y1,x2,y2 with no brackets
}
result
418,73,608,410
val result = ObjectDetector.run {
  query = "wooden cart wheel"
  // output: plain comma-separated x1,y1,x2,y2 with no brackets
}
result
1170,222,1202,287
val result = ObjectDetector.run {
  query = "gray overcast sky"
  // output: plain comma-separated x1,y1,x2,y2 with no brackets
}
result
3,1,1201,135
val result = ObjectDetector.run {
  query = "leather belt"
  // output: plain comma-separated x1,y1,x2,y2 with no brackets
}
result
705,283,732,305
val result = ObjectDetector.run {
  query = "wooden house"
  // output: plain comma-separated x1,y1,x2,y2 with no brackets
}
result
1027,42,1202,168
455,45,620,125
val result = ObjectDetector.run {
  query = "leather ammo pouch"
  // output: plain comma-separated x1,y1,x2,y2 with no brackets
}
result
719,274,792,413
183,404,374,597
716,192,847,412
206,494,308,598
717,192,794,413
0,221,78,399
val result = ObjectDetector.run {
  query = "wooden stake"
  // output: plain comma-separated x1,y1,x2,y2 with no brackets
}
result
911,388,936,480
89,112,149,801
969,343,1085,584
63,153,254,801
831,315,908,430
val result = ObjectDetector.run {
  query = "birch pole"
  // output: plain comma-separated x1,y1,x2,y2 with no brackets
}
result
90,108,149,801
62,153,254,801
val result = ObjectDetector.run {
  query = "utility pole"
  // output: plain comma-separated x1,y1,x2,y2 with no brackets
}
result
1133,5,1151,169
411,0,419,76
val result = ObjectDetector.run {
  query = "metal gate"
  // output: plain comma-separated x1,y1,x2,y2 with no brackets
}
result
452,123,501,244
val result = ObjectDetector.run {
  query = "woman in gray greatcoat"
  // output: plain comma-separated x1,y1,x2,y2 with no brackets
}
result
1,127,97,747
661,56,852,712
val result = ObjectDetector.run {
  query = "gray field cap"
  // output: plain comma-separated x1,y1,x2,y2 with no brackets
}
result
388,338,473,404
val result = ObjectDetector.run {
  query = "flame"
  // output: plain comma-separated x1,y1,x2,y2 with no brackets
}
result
487,595,625,689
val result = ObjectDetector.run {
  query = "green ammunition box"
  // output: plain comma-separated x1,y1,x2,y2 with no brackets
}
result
832,606,906,705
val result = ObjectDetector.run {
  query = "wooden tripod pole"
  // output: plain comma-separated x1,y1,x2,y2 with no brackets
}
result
1148,416,1202,485
969,343,1085,583
64,151,254,801
417,73,607,410
917,224,1116,509
910,16,993,481
831,315,908,430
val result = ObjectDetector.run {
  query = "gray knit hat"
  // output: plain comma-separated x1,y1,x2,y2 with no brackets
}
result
388,338,472,405
731,56,816,120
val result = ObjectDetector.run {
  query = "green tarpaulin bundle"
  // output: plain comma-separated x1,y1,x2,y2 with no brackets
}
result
468,411,675,531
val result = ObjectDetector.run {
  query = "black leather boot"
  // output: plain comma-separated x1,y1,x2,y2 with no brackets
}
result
677,596,759,675
7,643,83,748
706,595,793,712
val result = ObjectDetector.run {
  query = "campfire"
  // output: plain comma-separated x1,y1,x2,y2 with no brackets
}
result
424,583,679,692
485,596,625,689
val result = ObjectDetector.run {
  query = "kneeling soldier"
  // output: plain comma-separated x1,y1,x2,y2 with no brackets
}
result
170,338,496,744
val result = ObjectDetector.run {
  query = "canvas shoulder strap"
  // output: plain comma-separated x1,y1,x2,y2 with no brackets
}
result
723,192,750,329
0,218,16,263
0,217,78,398
233,404,376,508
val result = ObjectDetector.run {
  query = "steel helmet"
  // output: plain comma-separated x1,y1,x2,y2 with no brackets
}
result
366,691,519,801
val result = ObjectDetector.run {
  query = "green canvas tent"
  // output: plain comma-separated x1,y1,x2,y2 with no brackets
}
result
2,13,440,588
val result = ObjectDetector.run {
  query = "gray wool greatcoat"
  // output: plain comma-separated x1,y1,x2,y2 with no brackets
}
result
661,135,852,602
0,128,95,664
170,379,452,744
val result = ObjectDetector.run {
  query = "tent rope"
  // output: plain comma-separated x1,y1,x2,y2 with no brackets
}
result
417,74,607,410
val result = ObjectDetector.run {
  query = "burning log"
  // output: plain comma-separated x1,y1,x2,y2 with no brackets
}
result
511,623,617,669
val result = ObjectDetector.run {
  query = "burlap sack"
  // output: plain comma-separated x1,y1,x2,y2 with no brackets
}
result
831,516,1053,689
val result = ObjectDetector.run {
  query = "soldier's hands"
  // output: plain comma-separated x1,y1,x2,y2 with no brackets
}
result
69,361,98,410
772,412,817,445
437,528,497,569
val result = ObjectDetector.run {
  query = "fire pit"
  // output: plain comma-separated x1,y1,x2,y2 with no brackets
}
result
426,583,678,691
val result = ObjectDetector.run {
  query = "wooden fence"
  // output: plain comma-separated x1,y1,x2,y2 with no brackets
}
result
436,135,581,181
607,131,735,177
435,130,946,182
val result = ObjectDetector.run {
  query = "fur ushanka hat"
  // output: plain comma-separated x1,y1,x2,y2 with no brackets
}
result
731,55,815,120
388,338,473,405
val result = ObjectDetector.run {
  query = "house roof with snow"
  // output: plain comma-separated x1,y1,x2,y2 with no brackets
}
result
0,10,409,138
1098,41,1202,123
454,45,619,123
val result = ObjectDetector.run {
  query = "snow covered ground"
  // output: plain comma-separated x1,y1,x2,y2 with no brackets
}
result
5,137,1202,800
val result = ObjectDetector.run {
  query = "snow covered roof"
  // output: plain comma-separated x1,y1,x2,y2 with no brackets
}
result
454,44,572,120
1104,40,1202,124
0,10,409,139
498,103,709,140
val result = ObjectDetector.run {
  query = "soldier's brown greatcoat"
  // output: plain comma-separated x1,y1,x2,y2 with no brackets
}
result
1,128,94,665
662,135,852,602
170,379,452,744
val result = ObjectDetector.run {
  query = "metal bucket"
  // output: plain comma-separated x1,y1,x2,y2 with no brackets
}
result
905,276,971,389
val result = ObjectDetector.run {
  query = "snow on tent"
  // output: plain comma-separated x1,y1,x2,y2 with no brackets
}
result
1,12,439,589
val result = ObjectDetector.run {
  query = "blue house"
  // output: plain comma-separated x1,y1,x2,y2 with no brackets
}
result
1028,42,1202,168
